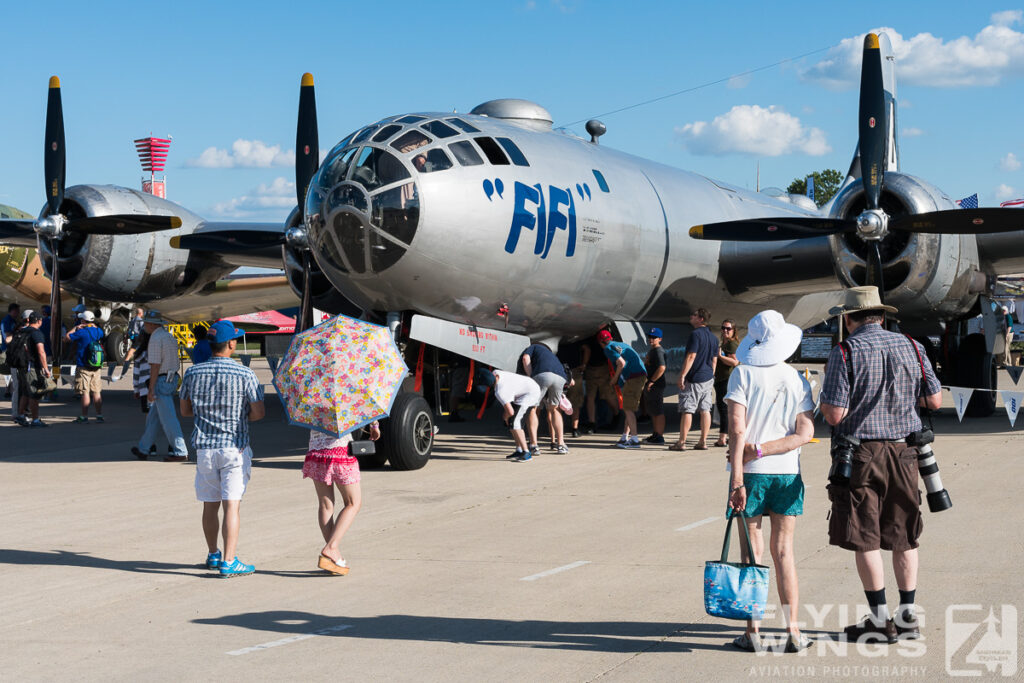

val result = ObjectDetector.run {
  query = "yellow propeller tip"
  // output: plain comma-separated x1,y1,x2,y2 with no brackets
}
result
689,225,704,239
169,236,181,248
170,217,182,229
865,33,879,49
301,73,314,87
49,76,61,88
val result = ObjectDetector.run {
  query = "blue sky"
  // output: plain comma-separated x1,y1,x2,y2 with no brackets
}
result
2,1,1023,220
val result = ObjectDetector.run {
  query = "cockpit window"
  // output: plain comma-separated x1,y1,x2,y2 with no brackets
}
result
592,169,610,192
372,124,402,143
449,141,484,166
473,137,510,165
352,125,378,145
319,147,358,189
421,120,458,139
496,138,529,167
396,115,426,124
446,118,480,133
391,130,431,154
412,148,453,173
351,147,410,191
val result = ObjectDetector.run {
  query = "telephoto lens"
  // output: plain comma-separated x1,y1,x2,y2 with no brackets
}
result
907,428,952,512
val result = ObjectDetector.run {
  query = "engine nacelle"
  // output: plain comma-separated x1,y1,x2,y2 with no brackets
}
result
282,207,363,318
827,172,983,323
36,184,233,303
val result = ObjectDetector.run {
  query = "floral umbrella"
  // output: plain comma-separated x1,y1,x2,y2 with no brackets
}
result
273,313,408,437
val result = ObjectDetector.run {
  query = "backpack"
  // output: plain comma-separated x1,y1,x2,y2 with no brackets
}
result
6,328,31,370
85,335,105,369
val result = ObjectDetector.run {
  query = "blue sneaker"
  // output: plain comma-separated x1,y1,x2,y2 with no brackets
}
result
206,550,222,570
219,557,255,577
511,452,532,462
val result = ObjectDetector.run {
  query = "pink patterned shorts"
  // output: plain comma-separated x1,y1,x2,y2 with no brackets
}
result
302,447,361,486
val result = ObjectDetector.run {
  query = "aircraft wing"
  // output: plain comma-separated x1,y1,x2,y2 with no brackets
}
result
0,204,40,248
170,221,286,269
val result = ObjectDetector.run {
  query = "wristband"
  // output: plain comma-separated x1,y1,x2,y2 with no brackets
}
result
732,485,745,492
755,444,764,459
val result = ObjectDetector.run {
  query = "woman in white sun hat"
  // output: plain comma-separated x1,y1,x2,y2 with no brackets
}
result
724,310,815,654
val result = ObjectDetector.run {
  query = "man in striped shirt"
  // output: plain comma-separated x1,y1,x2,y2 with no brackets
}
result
180,320,265,578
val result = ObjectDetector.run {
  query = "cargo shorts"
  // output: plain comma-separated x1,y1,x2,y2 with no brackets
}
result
827,440,923,552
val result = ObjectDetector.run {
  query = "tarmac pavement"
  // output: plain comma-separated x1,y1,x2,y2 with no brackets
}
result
1,361,1022,681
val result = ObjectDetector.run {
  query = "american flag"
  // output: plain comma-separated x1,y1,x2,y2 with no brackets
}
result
1001,197,1024,208
955,193,979,209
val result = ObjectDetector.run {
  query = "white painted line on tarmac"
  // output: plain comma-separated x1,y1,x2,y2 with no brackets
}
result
520,560,591,581
676,516,719,532
227,624,353,656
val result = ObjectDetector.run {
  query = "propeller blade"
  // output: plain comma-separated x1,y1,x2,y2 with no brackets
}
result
44,76,66,217
295,73,320,219
298,250,314,332
689,217,855,242
858,33,886,211
171,231,285,252
865,241,885,296
66,214,183,235
891,208,1024,235
0,220,39,246
48,237,62,369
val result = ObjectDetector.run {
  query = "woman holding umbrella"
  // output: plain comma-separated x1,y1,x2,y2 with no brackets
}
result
303,423,380,575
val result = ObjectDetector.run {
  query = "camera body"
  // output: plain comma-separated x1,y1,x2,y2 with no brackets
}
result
829,433,860,485
907,428,952,512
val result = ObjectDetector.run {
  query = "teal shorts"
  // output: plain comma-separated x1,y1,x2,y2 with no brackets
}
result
734,473,804,517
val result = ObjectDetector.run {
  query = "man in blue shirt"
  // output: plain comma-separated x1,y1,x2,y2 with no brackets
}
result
671,308,719,451
180,320,265,578
65,311,106,423
597,330,647,448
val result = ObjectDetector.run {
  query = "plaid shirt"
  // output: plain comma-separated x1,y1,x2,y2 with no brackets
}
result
180,358,264,450
821,323,941,440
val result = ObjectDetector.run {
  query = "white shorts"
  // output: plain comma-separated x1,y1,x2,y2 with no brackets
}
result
195,446,252,502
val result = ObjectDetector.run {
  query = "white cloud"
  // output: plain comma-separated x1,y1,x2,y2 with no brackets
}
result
211,177,296,217
185,139,294,168
676,105,830,157
801,19,1024,89
995,183,1019,201
902,127,924,137
1000,152,1022,171
992,10,1023,27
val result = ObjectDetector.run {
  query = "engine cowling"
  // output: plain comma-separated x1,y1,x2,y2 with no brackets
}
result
827,172,983,322
281,207,363,318
36,184,233,302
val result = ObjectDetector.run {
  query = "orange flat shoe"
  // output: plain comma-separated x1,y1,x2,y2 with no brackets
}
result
318,554,350,576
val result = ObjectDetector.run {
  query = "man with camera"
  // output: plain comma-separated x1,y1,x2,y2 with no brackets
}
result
820,287,942,643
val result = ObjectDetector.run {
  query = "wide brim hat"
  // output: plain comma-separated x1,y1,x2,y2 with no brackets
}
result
828,286,898,316
735,310,804,367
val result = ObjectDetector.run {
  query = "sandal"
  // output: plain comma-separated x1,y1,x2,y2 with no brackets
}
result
714,440,728,447
732,632,762,652
668,442,686,451
318,553,350,576
786,633,812,652
693,443,709,450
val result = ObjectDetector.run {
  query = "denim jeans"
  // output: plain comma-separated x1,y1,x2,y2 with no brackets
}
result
138,375,188,456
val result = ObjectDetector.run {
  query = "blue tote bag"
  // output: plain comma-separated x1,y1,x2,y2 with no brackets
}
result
704,511,770,620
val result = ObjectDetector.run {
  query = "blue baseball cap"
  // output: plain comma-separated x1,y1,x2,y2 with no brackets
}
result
207,320,244,342
648,327,663,338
